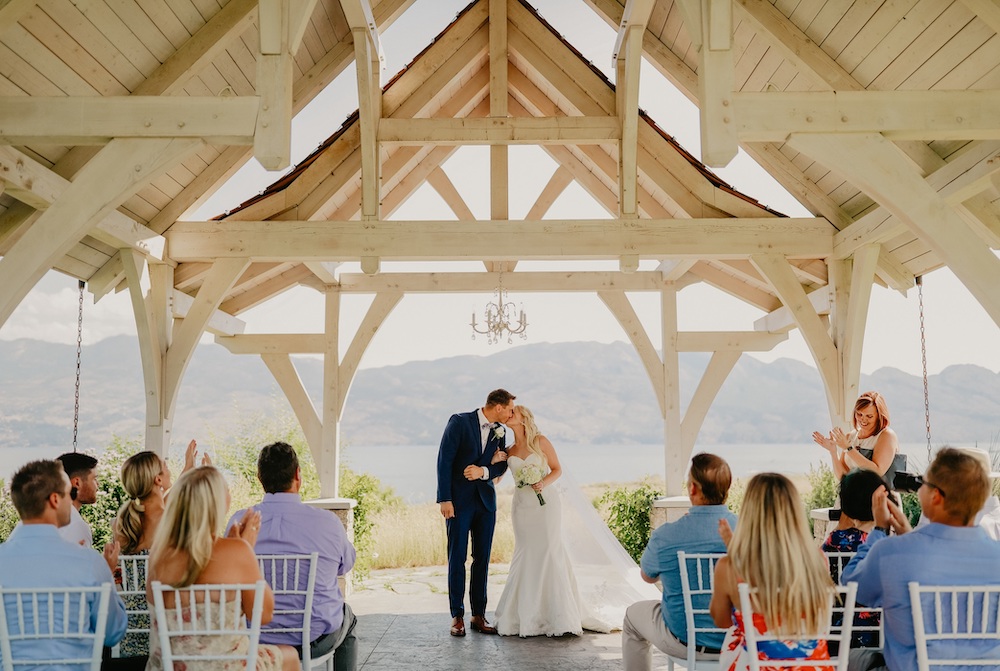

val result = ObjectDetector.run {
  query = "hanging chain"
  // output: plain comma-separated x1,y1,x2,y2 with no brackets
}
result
72,280,85,453
916,275,931,462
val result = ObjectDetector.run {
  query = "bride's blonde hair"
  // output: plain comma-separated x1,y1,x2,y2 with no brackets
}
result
516,405,548,468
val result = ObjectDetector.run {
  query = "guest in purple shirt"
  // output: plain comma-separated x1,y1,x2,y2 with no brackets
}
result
226,442,357,671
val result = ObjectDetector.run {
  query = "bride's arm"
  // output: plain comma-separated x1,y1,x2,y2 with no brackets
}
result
533,436,561,492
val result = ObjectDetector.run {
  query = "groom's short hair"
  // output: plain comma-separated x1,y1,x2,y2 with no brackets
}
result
689,453,732,505
258,441,299,493
485,389,516,408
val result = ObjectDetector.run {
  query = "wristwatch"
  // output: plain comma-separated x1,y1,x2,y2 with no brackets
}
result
845,446,855,452
874,526,891,536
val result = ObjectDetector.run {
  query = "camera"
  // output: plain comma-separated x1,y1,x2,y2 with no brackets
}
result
893,471,922,493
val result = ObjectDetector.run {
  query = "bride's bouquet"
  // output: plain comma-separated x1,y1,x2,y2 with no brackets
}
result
513,462,546,506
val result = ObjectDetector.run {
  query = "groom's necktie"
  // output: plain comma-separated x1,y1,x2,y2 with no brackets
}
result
480,421,493,456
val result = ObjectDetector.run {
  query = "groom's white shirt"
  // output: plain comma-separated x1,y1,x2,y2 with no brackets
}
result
475,409,513,480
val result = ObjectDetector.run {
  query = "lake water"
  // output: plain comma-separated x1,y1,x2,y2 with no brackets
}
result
1,442,937,503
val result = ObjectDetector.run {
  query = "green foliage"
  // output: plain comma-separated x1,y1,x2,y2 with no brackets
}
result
208,412,398,581
900,491,922,527
0,480,18,543
597,480,663,562
804,462,838,512
340,468,400,580
726,478,746,515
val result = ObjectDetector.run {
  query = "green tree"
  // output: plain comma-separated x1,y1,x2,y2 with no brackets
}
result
597,481,663,563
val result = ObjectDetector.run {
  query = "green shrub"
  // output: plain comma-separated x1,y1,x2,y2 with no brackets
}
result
0,480,17,542
597,480,663,562
340,468,400,579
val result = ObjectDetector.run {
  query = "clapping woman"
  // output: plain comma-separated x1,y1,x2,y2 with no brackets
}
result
710,473,835,670
812,391,903,482
145,466,298,671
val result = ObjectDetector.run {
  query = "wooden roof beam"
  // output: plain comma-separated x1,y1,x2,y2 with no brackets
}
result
339,0,383,65
337,270,668,292
735,91,1000,142
0,147,163,256
488,0,510,273
616,24,642,215
791,132,1000,329
354,25,383,219
427,168,476,220
0,97,259,145
165,217,832,262
676,0,737,167
378,116,622,144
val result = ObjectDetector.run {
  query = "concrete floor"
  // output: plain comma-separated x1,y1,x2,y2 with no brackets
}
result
350,565,673,671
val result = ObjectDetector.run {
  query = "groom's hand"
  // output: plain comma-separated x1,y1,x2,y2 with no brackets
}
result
440,502,455,519
491,450,507,464
464,465,487,480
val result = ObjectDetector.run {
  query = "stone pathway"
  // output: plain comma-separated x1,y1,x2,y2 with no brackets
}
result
350,565,673,670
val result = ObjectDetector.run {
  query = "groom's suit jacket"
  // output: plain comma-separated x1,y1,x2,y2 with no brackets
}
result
436,410,509,512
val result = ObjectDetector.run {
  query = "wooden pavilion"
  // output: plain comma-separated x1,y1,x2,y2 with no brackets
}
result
1,0,999,495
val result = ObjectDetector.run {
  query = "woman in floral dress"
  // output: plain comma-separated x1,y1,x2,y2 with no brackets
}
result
710,473,836,671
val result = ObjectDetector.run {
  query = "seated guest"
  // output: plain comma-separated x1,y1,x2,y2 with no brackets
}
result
0,460,127,668
822,468,886,651
145,465,299,671
108,441,207,669
710,473,835,670
823,468,886,556
915,447,1000,540
56,451,100,547
226,442,358,671
622,453,738,671
842,447,1000,671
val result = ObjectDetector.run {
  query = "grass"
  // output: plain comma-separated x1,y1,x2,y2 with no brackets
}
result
368,476,820,570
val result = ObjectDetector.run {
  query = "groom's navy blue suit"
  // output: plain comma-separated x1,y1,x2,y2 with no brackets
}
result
436,410,509,619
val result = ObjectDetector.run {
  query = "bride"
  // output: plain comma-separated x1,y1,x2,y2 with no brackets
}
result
494,405,658,637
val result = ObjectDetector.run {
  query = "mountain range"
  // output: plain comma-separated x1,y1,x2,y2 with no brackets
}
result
2,336,999,450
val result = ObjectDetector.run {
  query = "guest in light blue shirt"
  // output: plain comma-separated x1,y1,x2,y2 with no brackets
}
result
623,453,738,671
0,459,127,669
226,442,357,671
842,447,1000,671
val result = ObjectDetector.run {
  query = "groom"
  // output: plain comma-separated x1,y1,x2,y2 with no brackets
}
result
437,388,515,637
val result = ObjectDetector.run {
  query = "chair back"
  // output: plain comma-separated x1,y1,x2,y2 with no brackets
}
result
257,553,334,669
909,582,1000,671
0,582,112,671
111,553,150,658
150,580,265,668
738,581,857,671
823,551,882,648
670,552,727,671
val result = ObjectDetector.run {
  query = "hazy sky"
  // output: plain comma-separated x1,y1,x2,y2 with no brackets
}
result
3,0,999,378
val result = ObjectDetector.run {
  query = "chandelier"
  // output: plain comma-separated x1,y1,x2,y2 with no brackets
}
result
471,274,528,345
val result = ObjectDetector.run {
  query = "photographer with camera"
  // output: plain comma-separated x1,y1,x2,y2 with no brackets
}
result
911,446,1000,540
812,391,904,483
841,447,1000,671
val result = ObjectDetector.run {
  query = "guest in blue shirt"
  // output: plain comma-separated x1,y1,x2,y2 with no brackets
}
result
842,447,1000,671
226,442,357,671
0,459,127,669
623,453,738,671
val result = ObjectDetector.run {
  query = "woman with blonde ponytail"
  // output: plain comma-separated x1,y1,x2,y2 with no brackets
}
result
710,473,835,670
145,466,298,671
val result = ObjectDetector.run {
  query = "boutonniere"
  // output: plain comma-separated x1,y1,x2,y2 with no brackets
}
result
493,425,505,440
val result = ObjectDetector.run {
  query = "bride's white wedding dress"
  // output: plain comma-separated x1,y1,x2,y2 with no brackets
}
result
494,454,659,637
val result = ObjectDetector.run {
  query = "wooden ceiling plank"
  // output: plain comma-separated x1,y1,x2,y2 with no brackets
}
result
337,270,666,292
134,0,256,96
960,0,1000,35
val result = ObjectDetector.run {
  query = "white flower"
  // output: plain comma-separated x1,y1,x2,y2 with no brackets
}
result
493,426,505,440
514,463,545,488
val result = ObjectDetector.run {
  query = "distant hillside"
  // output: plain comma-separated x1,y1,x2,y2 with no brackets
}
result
2,336,999,450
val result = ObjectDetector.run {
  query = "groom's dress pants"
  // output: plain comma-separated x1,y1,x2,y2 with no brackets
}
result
447,500,496,618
